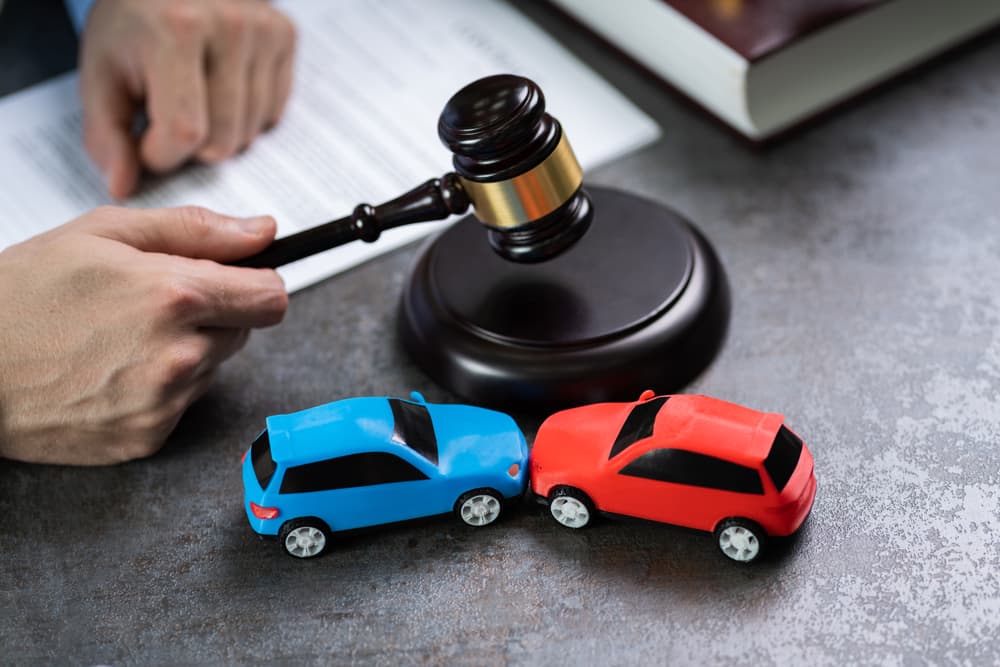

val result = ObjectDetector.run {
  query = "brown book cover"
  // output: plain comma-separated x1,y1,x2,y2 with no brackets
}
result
544,0,1000,140
666,0,885,61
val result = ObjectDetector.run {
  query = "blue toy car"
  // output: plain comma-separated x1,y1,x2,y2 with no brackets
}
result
242,392,529,558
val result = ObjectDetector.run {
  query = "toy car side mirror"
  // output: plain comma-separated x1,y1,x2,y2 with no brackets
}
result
410,391,427,403
638,389,656,402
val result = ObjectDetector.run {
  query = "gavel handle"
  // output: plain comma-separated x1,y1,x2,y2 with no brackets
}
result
233,173,470,269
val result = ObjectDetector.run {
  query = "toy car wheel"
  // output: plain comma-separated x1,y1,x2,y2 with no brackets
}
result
279,518,331,559
714,518,766,564
455,489,504,527
548,487,593,529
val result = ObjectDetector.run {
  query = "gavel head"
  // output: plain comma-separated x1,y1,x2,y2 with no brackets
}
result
438,74,593,263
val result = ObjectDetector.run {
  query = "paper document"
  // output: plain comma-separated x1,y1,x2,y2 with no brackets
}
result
0,0,660,292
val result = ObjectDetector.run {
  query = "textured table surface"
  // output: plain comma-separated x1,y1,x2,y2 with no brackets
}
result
3,2,1000,665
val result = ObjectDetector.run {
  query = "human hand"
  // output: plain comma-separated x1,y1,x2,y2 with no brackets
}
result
0,206,288,465
79,0,296,198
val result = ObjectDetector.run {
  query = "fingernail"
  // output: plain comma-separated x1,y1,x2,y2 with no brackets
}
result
200,147,224,163
239,216,272,236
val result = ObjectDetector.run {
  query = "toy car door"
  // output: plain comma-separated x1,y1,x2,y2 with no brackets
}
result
277,451,440,531
602,447,766,531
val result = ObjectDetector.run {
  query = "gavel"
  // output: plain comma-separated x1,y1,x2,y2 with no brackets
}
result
235,74,592,268
235,72,730,410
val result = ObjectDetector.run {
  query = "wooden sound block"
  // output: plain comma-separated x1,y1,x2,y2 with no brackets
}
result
398,186,730,411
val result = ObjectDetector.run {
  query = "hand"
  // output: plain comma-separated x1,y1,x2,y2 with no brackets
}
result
0,206,288,465
79,0,297,198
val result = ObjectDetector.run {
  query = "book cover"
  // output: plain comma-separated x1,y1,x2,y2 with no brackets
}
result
666,0,884,61
546,0,1000,140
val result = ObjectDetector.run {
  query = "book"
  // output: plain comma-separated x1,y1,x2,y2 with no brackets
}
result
547,0,1000,140
0,0,659,293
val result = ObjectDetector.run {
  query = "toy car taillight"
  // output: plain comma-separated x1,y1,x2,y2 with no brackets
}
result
250,502,279,520
241,449,248,465
508,463,520,477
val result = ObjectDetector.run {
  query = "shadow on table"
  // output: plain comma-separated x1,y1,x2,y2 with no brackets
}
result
213,486,813,610
516,500,812,587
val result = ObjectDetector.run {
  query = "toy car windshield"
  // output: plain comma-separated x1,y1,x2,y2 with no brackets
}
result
388,398,439,464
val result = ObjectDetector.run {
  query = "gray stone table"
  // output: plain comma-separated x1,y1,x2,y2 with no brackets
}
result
3,2,999,665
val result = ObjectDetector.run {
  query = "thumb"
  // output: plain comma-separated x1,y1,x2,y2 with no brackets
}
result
91,206,278,262
80,68,140,200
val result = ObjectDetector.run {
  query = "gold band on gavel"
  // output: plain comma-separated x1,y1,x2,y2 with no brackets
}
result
458,133,583,229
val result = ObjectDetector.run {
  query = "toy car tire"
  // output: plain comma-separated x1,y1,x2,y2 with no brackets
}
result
279,518,332,559
548,487,594,529
455,489,504,527
714,518,766,564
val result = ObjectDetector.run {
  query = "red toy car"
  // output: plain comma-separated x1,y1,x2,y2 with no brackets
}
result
530,391,816,563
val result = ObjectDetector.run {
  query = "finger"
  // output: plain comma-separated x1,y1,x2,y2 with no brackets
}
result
89,205,277,261
267,16,296,128
177,368,217,414
115,368,218,463
197,327,251,375
80,63,141,199
169,259,288,329
139,10,210,172
242,8,281,146
163,367,218,436
168,328,251,385
197,7,252,162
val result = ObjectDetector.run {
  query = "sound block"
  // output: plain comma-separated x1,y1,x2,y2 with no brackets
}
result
398,185,730,411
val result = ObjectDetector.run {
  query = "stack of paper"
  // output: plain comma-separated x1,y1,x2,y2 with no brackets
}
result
0,0,659,292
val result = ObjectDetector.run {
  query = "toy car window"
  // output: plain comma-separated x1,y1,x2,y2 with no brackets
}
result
608,396,669,459
388,399,439,465
764,425,803,492
251,430,277,490
279,452,430,494
619,448,764,494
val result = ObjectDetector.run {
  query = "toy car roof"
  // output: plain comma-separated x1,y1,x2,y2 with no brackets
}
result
657,395,784,466
265,397,396,467
537,394,784,469
264,396,525,471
